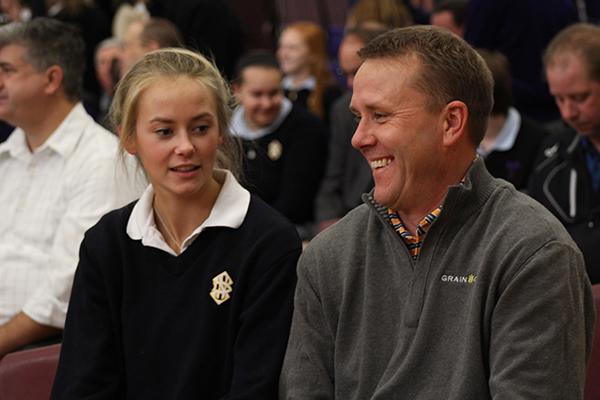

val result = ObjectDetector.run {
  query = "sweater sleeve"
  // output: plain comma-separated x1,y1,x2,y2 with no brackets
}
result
279,249,336,399
223,231,301,400
51,233,125,400
489,240,594,399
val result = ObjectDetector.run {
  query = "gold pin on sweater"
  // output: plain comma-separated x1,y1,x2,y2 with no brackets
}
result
268,140,282,161
210,271,233,305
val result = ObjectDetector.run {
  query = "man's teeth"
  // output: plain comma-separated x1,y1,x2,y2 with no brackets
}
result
370,158,392,169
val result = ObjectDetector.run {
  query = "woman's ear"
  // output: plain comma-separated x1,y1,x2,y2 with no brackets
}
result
442,100,469,147
122,131,137,155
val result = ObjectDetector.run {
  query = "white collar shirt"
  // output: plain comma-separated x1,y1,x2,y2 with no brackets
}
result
478,107,522,157
0,103,143,327
126,169,251,256
282,75,316,91
230,97,292,140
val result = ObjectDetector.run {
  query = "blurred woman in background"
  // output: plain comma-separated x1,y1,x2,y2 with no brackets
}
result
277,21,341,126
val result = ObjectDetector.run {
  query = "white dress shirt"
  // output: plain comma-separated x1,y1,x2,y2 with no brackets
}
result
127,169,251,256
478,107,522,157
0,103,142,327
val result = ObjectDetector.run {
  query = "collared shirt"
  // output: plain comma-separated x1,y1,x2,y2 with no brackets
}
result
127,169,251,256
382,171,471,260
580,137,600,192
0,103,142,327
230,97,292,140
477,107,522,157
282,76,316,91
387,207,443,260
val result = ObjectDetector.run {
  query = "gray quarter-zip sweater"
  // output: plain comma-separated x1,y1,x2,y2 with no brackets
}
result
280,158,594,400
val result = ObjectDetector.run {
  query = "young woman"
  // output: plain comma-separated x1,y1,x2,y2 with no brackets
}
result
51,48,302,399
277,21,341,126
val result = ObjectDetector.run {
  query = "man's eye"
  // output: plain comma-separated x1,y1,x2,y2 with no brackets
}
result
352,114,362,123
572,93,590,103
373,112,387,121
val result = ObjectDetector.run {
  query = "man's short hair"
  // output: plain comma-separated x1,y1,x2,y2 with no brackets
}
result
358,25,493,145
543,23,600,82
233,50,281,84
0,17,85,101
477,49,512,116
432,0,469,28
140,18,183,49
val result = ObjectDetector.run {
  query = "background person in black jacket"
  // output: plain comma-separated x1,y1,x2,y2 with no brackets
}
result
528,23,600,283
477,49,548,190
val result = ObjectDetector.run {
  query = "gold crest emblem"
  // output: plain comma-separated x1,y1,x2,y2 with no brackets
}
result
267,140,283,161
210,271,234,305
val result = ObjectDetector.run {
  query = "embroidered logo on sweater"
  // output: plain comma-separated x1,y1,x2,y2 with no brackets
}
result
210,271,234,305
441,274,477,284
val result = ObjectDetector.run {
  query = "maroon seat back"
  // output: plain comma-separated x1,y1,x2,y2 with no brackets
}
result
585,284,600,400
0,344,60,400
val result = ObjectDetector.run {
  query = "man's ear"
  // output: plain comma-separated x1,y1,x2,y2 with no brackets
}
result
44,65,64,95
442,100,469,147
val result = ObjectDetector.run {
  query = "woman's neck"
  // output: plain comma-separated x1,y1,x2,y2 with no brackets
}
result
153,177,222,254
288,69,312,88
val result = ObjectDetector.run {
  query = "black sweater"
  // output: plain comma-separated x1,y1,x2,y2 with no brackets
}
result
483,115,548,190
240,105,327,226
51,196,301,399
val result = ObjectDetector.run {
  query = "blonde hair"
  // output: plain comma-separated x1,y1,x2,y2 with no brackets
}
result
110,47,241,177
544,23,600,82
282,21,336,118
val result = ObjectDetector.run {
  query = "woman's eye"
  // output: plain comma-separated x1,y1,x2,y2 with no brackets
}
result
193,125,209,134
155,128,172,136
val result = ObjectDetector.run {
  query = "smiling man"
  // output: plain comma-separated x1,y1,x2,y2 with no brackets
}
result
280,26,594,399
528,23,600,284
0,18,139,356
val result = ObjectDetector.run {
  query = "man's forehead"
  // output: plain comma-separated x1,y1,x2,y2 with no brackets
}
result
547,52,589,75
0,43,28,64
354,57,418,90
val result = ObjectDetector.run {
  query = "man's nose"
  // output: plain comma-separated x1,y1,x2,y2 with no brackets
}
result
351,118,375,151
560,100,579,122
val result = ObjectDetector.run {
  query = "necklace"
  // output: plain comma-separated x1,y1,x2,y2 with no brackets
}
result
153,205,182,254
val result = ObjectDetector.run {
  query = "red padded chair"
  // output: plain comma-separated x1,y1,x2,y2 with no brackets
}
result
585,284,600,400
0,343,60,400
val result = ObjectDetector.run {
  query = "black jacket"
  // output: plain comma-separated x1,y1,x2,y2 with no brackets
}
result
528,127,600,283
